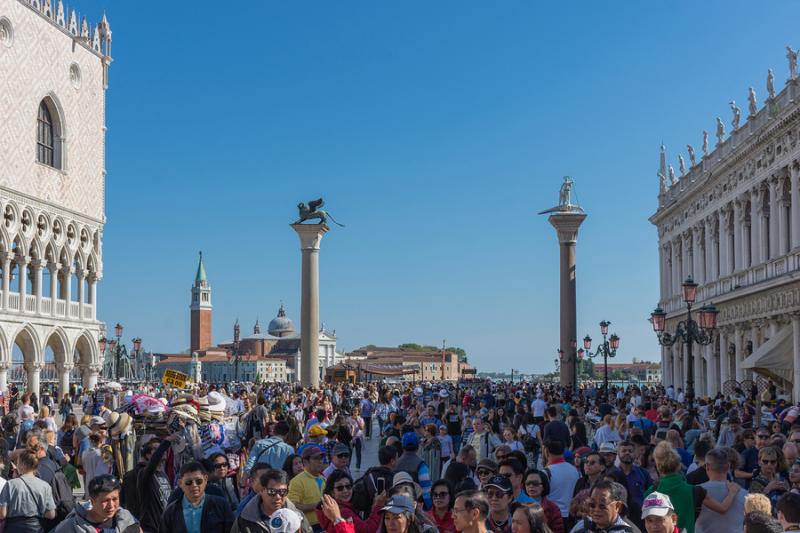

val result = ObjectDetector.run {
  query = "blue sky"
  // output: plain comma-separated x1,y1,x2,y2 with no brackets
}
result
77,1,800,372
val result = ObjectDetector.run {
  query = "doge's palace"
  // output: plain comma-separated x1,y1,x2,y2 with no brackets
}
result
651,48,800,402
0,0,111,394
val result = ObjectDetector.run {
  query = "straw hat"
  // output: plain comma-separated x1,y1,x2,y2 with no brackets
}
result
102,410,132,437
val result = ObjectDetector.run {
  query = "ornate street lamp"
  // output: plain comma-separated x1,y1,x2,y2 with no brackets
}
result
98,324,139,382
650,276,719,406
584,320,621,398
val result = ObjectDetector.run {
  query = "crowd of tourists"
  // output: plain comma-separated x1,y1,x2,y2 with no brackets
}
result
0,379,798,533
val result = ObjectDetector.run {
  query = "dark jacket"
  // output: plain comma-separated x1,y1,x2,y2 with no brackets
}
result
137,440,172,532
160,492,234,533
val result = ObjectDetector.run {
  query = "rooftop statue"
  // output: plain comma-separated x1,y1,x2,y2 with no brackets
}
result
294,198,345,226
788,46,798,80
748,87,758,117
687,144,697,166
668,165,677,185
729,101,741,130
702,131,709,156
767,69,776,99
716,117,725,145
678,155,686,175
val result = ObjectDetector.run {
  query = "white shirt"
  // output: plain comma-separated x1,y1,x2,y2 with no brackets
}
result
548,461,580,517
532,399,547,418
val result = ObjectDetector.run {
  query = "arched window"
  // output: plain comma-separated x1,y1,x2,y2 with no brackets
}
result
36,99,62,169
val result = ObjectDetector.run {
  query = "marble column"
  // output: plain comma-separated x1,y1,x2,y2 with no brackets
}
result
694,346,705,397
291,223,330,388
792,163,800,250
751,188,763,264
780,186,790,256
672,240,681,295
88,273,97,320
720,207,731,276
720,331,730,391
682,233,691,280
76,269,85,320
735,328,745,381
32,260,43,314
733,199,743,271
1,252,10,310
17,255,28,309
705,344,716,396
26,363,41,396
661,346,670,387
770,178,780,259
62,266,72,314
48,262,58,317
794,314,800,403
0,363,9,393
57,364,72,401
693,227,704,284
705,218,716,281
83,364,100,390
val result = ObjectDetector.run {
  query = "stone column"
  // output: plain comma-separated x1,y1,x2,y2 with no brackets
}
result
672,240,681,295
706,344,716,396
659,244,668,298
48,262,59,317
76,268,85,320
1,252,10,310
693,227,704,284
735,328,745,381
17,255,28,309
733,199,743,272
57,363,72,401
291,223,330,388
720,331,730,391
751,188,762,264
31,260,43,314
720,207,731,276
61,265,72,314
780,184,790,256
682,233,691,280
26,363,41,397
704,218,715,281
661,346,670,387
673,345,682,388
543,211,587,390
794,314,800,403
770,177,780,259
792,163,800,250
88,273,97,320
0,363,9,393
83,364,101,391
694,347,705,397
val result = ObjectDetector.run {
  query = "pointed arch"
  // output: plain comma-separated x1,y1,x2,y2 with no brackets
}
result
36,93,65,169
44,327,69,367
12,324,41,366
73,330,97,368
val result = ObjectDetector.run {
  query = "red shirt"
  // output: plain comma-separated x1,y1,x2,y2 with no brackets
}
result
428,509,456,533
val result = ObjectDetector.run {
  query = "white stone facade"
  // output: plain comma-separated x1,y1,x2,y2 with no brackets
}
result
0,0,111,394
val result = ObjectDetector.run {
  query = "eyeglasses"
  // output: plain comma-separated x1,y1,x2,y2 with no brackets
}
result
452,507,467,514
214,462,229,469
762,459,778,464
477,469,493,477
587,501,613,510
266,488,289,497
757,435,770,439
335,454,351,459
525,481,542,487
183,478,204,487
486,489,510,499
334,484,353,492
432,492,449,499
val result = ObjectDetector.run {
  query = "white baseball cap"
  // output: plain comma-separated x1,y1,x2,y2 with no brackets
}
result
642,491,675,518
268,508,303,533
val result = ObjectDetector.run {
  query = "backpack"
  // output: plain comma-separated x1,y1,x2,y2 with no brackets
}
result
38,460,75,530
351,469,394,518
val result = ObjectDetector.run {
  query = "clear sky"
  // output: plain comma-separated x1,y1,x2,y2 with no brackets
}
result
78,0,800,373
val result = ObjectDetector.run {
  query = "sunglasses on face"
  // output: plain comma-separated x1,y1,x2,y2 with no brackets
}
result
335,454,350,459
487,489,510,499
758,435,770,439
477,469,493,477
266,488,288,497
334,483,353,492
214,462,229,469
184,478,204,487
432,492,449,499
525,481,542,488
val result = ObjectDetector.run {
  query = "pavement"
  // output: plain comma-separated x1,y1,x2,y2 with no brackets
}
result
350,419,382,477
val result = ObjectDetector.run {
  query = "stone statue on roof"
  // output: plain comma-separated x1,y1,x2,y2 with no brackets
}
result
748,87,758,117
687,144,696,166
729,101,741,130
678,155,686,175
788,46,798,80
702,131,709,156
716,117,725,145
558,176,575,207
668,165,677,185
767,69,776,99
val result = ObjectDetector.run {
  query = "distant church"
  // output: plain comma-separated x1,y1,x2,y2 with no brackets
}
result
156,253,342,383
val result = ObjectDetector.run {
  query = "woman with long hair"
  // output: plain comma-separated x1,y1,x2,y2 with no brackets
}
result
569,418,588,450
592,415,620,449
347,406,365,470
316,470,382,533
427,479,456,533
58,392,72,423
510,502,554,533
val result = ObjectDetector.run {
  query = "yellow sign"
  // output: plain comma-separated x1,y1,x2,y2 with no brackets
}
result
162,369,189,388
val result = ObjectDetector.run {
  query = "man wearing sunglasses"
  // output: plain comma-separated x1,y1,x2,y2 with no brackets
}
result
160,461,234,533
323,443,351,478
484,475,513,533
232,469,311,533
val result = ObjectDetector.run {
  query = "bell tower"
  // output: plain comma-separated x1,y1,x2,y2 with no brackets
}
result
190,251,212,352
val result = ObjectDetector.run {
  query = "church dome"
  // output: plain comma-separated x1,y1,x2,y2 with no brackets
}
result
268,304,295,337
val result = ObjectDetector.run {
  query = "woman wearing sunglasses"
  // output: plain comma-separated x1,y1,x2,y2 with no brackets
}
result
750,445,790,513
316,470,384,533
427,479,456,533
522,469,564,533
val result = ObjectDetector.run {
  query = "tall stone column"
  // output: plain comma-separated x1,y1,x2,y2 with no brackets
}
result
83,364,101,391
705,344,716,396
88,273,97,320
32,260,43,314
770,178,780,259
1,252,10,310
720,331,729,392
751,188,762,264
704,218,714,282
17,256,28,309
793,314,800,403
735,328,745,381
792,163,800,250
291,223,329,388
545,211,586,389
780,189,790,256
733,200,743,272
57,363,72,401
719,207,731,276
672,240,681,294
693,227,704,284
26,363,41,396
0,363,8,393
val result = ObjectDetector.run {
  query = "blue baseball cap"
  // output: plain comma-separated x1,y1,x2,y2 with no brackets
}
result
401,431,419,449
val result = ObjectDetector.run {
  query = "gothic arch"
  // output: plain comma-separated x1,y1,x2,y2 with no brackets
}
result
44,327,69,367
73,330,97,368
12,324,41,366
36,93,66,169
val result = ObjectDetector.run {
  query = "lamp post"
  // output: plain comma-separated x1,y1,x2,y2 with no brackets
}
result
584,320,620,399
650,277,719,406
98,323,137,382
131,337,143,382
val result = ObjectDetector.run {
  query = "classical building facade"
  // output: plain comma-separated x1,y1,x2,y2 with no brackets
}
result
651,54,800,400
0,0,111,393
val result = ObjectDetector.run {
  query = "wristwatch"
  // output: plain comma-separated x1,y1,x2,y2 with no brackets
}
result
333,518,346,525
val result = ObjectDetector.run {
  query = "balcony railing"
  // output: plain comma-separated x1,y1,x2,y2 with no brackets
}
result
0,290,94,320
661,250,800,315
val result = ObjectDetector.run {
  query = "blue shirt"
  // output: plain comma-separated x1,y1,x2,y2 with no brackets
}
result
515,492,535,504
182,495,205,533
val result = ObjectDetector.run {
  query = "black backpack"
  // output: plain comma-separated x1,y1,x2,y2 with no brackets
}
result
37,461,75,531
351,469,394,518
